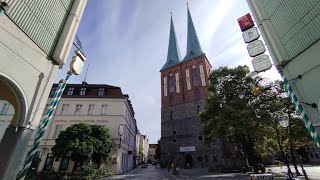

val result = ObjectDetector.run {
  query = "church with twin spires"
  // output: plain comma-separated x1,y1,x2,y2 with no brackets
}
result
160,6,244,170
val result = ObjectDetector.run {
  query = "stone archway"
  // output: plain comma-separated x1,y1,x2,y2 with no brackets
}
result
0,72,28,128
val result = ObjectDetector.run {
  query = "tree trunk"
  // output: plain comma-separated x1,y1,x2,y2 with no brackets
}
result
243,135,259,174
72,161,78,173
288,117,301,176
274,121,293,178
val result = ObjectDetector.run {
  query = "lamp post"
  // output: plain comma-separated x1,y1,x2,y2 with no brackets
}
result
278,116,309,180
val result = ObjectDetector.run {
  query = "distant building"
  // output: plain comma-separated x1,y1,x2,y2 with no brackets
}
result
29,82,137,174
247,0,320,147
160,7,245,170
148,144,157,162
0,1,87,178
136,132,149,163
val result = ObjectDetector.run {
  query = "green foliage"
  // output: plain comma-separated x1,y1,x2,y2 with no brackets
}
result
82,164,97,176
199,66,280,172
95,168,114,178
52,123,113,169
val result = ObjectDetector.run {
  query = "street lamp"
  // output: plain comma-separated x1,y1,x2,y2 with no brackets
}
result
278,116,309,179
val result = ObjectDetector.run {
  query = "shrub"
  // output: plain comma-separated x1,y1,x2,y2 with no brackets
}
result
82,164,98,176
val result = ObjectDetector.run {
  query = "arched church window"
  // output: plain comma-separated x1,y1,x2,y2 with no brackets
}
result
191,67,199,86
175,72,180,93
186,68,191,90
163,76,167,97
169,76,174,94
199,63,206,86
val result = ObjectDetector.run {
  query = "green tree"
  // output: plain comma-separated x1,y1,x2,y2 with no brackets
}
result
199,66,278,173
52,123,113,172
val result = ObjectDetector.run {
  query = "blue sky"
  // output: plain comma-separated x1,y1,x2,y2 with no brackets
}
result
56,0,281,144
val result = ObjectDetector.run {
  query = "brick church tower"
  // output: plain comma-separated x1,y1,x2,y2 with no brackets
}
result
160,7,244,169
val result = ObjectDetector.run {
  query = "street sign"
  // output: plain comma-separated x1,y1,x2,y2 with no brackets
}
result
252,54,272,72
180,146,195,152
243,27,260,43
247,40,266,57
238,13,255,32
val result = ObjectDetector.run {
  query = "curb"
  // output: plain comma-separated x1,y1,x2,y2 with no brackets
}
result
160,168,180,180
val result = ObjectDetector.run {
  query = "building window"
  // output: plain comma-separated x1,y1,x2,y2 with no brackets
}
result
98,88,105,96
67,87,74,95
172,138,176,143
175,72,180,93
87,104,95,115
186,68,191,90
101,104,108,115
197,156,202,162
199,63,206,86
43,154,54,171
192,68,199,86
60,104,69,115
80,88,86,96
310,153,314,158
0,103,10,115
42,104,50,115
173,130,176,134
74,104,82,115
50,86,57,96
169,76,174,94
163,76,168,97
197,105,201,114
53,125,63,139
198,135,203,141
59,157,70,171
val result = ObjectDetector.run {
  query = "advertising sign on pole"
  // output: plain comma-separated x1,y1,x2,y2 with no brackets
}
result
237,13,255,32
242,27,260,43
252,54,272,72
247,40,266,57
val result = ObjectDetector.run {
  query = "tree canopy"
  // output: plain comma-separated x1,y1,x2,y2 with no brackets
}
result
199,65,312,172
52,123,113,171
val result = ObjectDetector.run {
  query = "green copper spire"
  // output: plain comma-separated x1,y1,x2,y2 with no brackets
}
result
183,6,204,61
161,14,181,71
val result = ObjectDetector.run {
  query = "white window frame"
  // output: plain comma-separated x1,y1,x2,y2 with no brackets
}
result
67,87,74,95
0,103,10,115
163,76,168,97
175,72,180,93
199,63,206,86
80,88,86,96
74,104,82,115
60,104,69,115
101,104,108,115
87,104,95,116
186,68,191,90
53,125,63,139
98,88,104,96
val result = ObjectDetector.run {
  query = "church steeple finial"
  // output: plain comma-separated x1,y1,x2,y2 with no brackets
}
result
161,14,181,71
183,5,204,61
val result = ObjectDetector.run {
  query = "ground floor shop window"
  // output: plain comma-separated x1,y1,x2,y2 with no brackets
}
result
43,154,54,171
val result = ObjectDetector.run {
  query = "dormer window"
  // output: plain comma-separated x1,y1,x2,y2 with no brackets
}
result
50,87,57,96
80,88,86,96
67,87,74,95
98,88,104,96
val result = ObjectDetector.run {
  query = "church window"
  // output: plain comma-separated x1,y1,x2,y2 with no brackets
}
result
169,76,174,94
186,68,191,90
175,72,180,93
199,63,206,86
192,68,199,86
163,76,168,97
